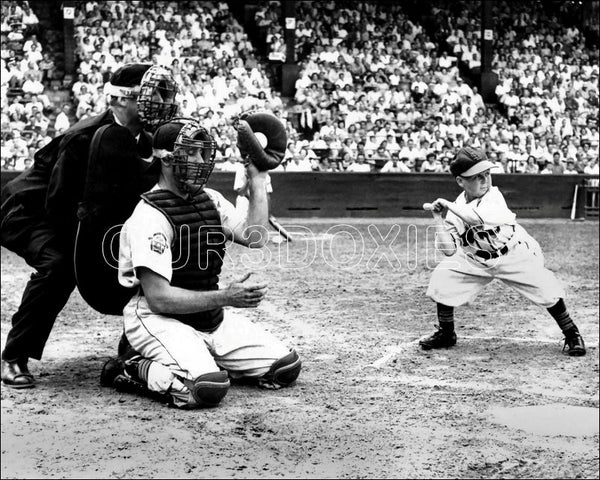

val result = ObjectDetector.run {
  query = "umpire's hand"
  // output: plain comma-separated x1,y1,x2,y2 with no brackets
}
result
224,273,268,308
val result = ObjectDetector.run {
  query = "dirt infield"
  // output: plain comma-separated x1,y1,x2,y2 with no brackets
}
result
1,218,598,479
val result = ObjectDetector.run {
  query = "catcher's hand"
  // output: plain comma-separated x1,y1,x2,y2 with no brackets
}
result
234,111,287,171
224,272,268,308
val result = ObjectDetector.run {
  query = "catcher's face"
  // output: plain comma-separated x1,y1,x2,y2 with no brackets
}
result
171,134,217,196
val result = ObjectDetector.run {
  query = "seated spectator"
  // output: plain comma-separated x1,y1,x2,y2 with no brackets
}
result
346,153,372,172
489,151,505,173
286,147,313,171
380,155,411,173
584,158,599,175
523,155,540,174
420,153,440,173
53,103,71,134
563,159,579,175
540,161,554,175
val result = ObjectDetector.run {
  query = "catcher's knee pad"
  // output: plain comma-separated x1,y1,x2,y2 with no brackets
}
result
259,349,302,389
188,371,230,407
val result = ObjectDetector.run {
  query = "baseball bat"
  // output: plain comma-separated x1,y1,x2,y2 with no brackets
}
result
269,215,293,241
570,184,578,221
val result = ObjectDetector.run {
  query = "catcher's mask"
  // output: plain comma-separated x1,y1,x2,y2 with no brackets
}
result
153,118,217,196
137,66,179,132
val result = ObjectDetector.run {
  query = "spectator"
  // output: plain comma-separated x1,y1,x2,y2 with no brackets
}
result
346,153,372,172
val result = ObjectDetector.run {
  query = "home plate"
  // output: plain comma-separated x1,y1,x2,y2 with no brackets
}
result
489,404,599,436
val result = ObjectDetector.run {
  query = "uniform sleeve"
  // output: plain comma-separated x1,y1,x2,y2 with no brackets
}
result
471,187,516,225
233,163,248,192
119,203,174,286
205,188,245,236
444,211,462,239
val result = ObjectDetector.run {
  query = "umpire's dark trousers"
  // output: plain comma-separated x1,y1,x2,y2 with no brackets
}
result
2,239,76,361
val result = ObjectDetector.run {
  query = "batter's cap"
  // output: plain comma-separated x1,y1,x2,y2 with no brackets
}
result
450,147,494,177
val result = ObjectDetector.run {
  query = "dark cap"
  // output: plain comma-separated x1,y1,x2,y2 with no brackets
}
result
110,63,151,87
450,147,494,177
153,121,184,151
104,63,152,97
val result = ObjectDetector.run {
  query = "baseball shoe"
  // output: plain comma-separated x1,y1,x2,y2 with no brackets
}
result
1,358,35,389
101,357,170,404
563,333,586,357
419,327,457,350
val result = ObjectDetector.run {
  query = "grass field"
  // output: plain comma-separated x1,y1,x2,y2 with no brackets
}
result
1,218,599,479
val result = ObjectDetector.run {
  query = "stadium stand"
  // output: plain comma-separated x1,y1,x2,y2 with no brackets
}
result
1,0,598,174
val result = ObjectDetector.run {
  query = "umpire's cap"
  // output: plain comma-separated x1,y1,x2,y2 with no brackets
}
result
104,63,151,98
450,147,494,177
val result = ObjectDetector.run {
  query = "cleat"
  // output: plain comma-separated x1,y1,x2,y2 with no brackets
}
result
563,333,586,357
419,327,457,350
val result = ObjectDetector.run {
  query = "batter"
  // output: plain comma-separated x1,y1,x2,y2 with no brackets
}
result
421,147,586,356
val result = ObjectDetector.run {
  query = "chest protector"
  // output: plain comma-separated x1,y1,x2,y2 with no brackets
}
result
141,189,227,331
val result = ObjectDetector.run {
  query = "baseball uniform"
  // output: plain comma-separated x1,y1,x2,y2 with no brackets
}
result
426,186,565,308
118,186,289,407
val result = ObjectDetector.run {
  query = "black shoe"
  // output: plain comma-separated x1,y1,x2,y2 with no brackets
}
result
117,333,132,357
100,358,125,387
563,333,586,356
419,327,457,350
1,358,35,389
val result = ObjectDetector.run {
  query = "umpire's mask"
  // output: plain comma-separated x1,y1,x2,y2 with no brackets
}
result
153,118,218,196
137,65,179,132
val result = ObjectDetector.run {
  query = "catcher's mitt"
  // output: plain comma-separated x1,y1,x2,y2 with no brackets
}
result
234,111,287,171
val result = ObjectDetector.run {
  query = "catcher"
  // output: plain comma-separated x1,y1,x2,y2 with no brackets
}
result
101,115,301,408
0,63,178,388
421,147,586,356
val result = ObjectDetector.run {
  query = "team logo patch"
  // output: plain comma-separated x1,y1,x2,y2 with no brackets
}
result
149,232,168,254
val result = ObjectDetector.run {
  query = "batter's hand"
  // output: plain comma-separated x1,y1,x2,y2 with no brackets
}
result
426,198,450,220
224,272,268,308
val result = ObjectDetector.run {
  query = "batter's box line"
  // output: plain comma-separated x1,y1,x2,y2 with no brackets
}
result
461,334,598,347
368,336,598,369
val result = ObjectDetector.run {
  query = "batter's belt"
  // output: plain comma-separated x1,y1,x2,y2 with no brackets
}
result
473,245,508,260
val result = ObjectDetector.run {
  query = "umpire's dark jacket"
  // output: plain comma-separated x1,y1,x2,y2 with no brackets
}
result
0,110,159,260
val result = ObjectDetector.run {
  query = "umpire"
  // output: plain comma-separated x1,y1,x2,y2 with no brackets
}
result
0,63,178,388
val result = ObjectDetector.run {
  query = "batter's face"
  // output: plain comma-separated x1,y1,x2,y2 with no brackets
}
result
457,169,492,201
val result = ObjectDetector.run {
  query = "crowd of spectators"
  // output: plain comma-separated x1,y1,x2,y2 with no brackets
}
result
418,0,599,174
2,1,599,176
253,0,598,175
1,1,63,171
70,0,300,166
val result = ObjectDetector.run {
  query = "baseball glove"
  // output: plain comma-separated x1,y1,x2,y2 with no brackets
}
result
234,111,287,171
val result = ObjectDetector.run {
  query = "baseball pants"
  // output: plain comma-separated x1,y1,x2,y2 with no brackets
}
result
123,293,290,402
427,237,565,308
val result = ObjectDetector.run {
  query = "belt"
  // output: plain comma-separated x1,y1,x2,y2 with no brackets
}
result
474,245,509,260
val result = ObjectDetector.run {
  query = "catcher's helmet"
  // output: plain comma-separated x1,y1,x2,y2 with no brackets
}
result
153,117,217,195
137,65,179,131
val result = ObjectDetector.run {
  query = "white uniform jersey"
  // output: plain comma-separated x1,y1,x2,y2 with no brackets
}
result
428,185,565,308
445,186,530,257
118,186,244,288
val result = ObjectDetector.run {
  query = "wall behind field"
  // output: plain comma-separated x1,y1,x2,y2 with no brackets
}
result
1,171,595,219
